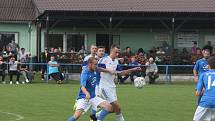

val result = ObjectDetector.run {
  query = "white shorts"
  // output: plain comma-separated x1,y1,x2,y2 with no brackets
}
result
193,106,215,121
75,97,105,113
100,87,117,103
95,85,101,97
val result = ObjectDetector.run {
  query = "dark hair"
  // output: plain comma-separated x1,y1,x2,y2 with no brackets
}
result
193,41,197,44
208,57,215,69
97,46,105,49
110,44,120,50
126,46,130,50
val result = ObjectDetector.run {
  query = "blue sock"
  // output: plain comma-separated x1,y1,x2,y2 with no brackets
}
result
90,108,97,115
97,109,109,121
68,116,76,121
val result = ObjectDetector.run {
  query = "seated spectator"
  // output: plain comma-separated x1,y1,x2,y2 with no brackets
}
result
8,56,20,84
48,56,64,84
129,57,142,83
19,58,30,84
181,48,190,64
117,58,129,84
191,41,197,55
146,57,159,84
0,56,6,84
191,47,202,64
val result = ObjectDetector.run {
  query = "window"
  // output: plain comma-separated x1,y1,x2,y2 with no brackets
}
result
45,33,63,49
67,34,85,52
0,32,18,50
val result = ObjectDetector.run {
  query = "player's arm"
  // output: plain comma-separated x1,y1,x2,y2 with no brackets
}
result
117,65,141,76
80,73,90,101
193,62,199,83
195,74,204,96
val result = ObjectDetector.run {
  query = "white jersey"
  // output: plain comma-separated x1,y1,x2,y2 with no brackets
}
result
99,56,120,88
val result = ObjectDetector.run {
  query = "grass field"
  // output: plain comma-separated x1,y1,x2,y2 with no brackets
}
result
0,80,197,121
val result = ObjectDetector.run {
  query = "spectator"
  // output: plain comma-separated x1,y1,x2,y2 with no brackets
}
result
8,56,20,84
121,46,134,63
146,57,159,84
156,47,165,55
41,48,50,80
191,41,197,55
0,56,6,84
129,57,142,83
117,58,129,84
181,48,190,64
18,48,28,61
78,45,87,56
19,58,30,84
48,56,64,84
7,40,19,55
203,41,213,54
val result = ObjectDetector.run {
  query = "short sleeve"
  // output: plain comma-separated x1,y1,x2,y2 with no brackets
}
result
80,73,87,87
196,73,204,92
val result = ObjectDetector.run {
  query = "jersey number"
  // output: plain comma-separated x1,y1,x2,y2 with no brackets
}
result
208,76,215,89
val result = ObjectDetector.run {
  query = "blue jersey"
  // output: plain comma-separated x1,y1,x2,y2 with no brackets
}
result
194,58,209,77
77,68,97,100
48,61,59,74
197,70,215,108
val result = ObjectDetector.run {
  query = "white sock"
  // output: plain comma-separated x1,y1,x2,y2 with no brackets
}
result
116,113,125,121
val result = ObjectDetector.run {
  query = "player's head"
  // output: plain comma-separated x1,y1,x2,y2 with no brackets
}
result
202,49,210,59
208,57,215,69
88,57,97,71
97,46,105,58
90,44,97,56
50,56,55,61
110,44,120,58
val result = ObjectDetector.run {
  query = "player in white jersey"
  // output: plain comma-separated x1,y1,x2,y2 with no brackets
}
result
82,44,97,68
98,44,141,121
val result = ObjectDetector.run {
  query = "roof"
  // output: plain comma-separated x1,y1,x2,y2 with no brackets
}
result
33,0,215,13
0,0,37,21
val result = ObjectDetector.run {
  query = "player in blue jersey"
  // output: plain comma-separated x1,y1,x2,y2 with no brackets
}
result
193,57,215,121
193,49,210,105
68,57,113,121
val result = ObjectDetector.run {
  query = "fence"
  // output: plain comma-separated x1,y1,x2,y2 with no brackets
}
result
2,63,195,83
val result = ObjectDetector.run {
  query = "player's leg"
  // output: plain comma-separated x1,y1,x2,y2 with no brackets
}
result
68,99,90,121
68,109,83,121
193,106,208,121
91,97,113,121
111,101,125,121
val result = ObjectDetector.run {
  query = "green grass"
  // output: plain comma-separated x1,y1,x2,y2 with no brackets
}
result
0,81,197,121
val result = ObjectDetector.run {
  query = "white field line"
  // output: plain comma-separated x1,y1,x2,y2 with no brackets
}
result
0,111,24,121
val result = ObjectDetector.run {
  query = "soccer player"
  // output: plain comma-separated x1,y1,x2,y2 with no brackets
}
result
193,56,215,121
82,44,97,68
98,44,141,121
193,49,210,105
68,57,113,121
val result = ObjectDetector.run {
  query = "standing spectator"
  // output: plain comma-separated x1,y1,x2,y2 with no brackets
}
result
7,40,19,56
121,46,134,63
48,56,63,84
18,48,27,61
146,57,159,84
193,49,210,105
8,56,20,84
203,41,213,54
0,56,6,84
191,41,198,55
41,48,49,80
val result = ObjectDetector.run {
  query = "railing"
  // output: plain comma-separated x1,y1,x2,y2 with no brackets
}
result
2,63,194,83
